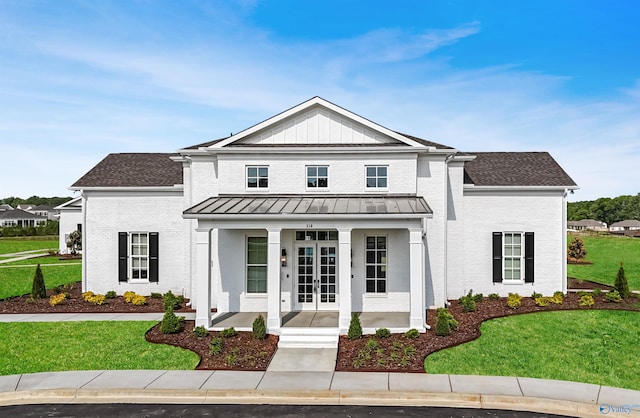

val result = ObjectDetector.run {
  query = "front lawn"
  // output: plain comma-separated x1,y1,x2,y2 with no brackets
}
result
0,263,81,300
424,310,640,390
567,234,640,290
0,321,199,375
0,238,57,256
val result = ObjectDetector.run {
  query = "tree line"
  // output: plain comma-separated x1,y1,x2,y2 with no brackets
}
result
568,193,640,225
1,196,72,208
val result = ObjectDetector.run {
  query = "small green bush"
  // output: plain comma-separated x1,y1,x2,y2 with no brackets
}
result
163,290,182,311
459,290,477,312
507,293,522,309
435,311,451,336
366,338,379,349
531,291,543,299
220,327,237,338
160,308,185,334
150,292,163,299
209,337,223,355
405,328,420,339
348,313,363,340
436,307,458,330
592,288,603,297
375,328,391,338
252,314,267,340
614,264,631,298
579,294,595,307
488,293,500,300
605,290,622,303
105,291,117,299
192,325,209,337
31,264,46,299
472,293,484,303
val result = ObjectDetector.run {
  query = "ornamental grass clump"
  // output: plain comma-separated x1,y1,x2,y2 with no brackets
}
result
31,264,46,299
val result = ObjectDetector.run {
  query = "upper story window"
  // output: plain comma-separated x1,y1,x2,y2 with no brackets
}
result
307,166,328,189
365,166,388,189
247,166,268,189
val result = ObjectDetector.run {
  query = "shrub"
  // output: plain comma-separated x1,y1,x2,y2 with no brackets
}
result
88,294,106,305
405,328,420,339
209,337,223,355
605,290,622,303
531,291,543,299
31,264,46,299
150,292,163,299
252,314,267,340
507,293,522,309
105,291,117,299
375,328,391,338
160,308,185,334
459,290,477,313
49,293,67,306
81,291,95,302
614,264,631,298
579,294,594,307
551,291,564,305
535,297,550,307
131,295,147,306
567,236,587,260
163,291,182,310
592,288,603,297
348,313,363,340
436,307,458,330
472,293,484,303
192,325,209,338
488,293,500,300
123,291,136,303
220,327,237,338
435,310,451,336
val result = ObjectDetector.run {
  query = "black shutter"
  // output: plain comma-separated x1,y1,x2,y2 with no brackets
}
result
524,232,534,283
149,232,159,283
118,232,128,282
492,232,503,283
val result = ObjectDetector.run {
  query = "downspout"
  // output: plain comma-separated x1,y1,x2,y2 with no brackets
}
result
422,216,430,329
80,191,87,292
443,154,454,307
562,189,569,293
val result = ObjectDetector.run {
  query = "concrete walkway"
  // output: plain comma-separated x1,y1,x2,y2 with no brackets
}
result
0,250,52,264
1,313,639,416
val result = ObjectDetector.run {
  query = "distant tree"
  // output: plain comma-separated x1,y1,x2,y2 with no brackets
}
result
31,264,46,299
66,230,82,254
614,264,631,299
567,237,587,260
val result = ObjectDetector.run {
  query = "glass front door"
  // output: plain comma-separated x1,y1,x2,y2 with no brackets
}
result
295,243,338,310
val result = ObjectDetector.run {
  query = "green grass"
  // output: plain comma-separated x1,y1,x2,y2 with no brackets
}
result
0,238,57,255
0,263,80,300
424,310,640,390
0,321,199,375
567,234,640,290
2,256,80,266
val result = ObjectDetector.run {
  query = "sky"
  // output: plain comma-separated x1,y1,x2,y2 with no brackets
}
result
1,0,639,202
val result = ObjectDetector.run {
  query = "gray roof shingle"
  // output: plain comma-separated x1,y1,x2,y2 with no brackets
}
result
463,152,577,187
72,153,182,188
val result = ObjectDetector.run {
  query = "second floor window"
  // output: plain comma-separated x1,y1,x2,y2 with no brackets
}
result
247,166,268,189
366,166,387,189
307,166,328,188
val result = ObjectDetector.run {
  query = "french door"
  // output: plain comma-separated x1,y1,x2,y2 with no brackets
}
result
295,243,338,310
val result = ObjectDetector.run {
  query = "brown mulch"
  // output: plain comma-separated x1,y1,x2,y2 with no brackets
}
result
335,291,640,373
145,320,279,370
567,276,613,289
0,281,193,313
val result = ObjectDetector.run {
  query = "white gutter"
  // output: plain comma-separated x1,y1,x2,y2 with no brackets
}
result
80,191,87,292
443,154,454,307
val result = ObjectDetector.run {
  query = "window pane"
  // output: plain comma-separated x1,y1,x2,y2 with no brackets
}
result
366,280,376,293
366,167,376,176
307,179,317,187
258,178,268,188
295,231,305,240
366,178,377,188
318,178,328,187
377,236,386,249
377,167,387,176
366,251,375,263
258,167,268,177
247,167,257,177
328,231,338,240
248,178,257,188
377,280,386,293
378,178,387,188
307,166,317,176
366,237,376,249
318,166,327,176
366,265,375,278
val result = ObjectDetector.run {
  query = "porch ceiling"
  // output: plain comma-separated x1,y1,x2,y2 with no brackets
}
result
184,194,432,217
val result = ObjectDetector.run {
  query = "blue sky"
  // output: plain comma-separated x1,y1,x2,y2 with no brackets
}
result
1,0,639,202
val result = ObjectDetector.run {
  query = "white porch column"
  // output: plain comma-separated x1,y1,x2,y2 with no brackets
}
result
338,227,352,331
266,228,282,331
409,227,426,331
195,228,212,328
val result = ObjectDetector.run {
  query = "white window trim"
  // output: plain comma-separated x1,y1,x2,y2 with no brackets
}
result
246,235,268,294
502,231,524,284
305,165,329,191
246,165,269,191
129,232,150,283
364,234,388,294
364,165,389,191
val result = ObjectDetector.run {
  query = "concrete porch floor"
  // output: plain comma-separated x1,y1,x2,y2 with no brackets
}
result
210,311,411,331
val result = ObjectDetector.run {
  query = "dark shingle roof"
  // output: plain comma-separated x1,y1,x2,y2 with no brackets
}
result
395,132,455,149
182,137,226,150
72,153,183,188
464,152,577,187
0,209,47,220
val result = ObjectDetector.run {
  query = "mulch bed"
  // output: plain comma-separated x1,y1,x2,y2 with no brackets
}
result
0,282,193,314
145,320,279,370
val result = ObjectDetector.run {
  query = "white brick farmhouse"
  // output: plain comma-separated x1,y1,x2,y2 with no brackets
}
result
70,97,577,335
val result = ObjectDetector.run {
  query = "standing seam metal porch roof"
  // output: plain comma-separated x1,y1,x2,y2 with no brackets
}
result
184,195,432,217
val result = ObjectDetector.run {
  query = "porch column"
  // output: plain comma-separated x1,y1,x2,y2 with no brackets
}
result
195,228,212,328
338,227,352,331
267,228,282,331
409,228,426,330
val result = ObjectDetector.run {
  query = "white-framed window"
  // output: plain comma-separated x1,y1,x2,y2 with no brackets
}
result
306,165,328,188
365,165,388,189
247,236,267,293
503,232,523,281
130,232,149,281
365,235,387,293
247,166,269,189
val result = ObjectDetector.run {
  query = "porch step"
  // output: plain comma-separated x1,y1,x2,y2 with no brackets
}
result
278,327,340,349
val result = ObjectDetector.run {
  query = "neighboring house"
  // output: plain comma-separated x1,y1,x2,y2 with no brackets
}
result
567,219,608,232
18,204,59,221
609,220,640,233
55,197,83,254
70,97,577,337
0,204,14,212
0,208,47,228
